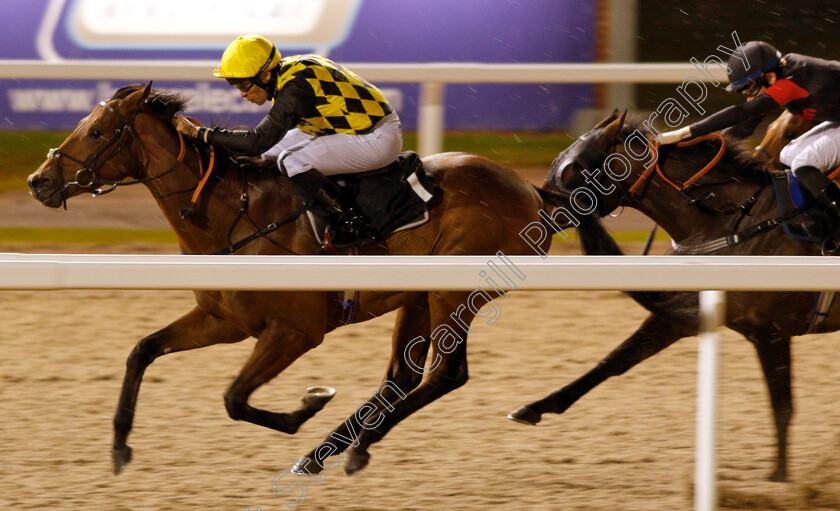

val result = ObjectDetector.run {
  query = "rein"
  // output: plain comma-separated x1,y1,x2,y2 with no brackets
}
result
178,116,217,219
628,132,727,196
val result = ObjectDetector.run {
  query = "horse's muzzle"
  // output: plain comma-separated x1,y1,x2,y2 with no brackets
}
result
27,169,66,208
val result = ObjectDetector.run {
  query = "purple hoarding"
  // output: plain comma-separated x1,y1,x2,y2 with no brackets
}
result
0,0,597,131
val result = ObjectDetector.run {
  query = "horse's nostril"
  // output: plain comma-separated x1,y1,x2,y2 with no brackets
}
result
29,176,52,191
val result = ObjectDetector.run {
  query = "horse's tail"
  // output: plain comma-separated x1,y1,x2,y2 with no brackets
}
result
534,186,570,208
534,186,626,255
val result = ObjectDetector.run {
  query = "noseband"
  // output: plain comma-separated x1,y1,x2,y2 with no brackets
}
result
46,101,147,197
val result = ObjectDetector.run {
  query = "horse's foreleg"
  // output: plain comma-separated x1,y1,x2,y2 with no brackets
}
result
750,332,793,482
293,296,433,477
509,313,688,425
113,306,247,474
223,320,329,435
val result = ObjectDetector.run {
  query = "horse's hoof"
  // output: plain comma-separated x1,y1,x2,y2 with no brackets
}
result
507,405,541,425
291,455,324,476
343,448,371,476
112,445,133,475
302,386,336,410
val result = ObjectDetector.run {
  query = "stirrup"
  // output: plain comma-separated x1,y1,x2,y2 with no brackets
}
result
322,227,374,254
326,211,374,249
822,237,840,256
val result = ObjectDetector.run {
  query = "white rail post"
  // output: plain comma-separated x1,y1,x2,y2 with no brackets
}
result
695,290,726,511
418,81,445,156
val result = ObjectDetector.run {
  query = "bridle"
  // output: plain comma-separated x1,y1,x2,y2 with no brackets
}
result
549,130,611,215
42,92,307,255
46,100,178,199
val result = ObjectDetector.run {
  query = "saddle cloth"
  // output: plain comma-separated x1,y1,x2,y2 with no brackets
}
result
771,170,825,243
306,151,436,245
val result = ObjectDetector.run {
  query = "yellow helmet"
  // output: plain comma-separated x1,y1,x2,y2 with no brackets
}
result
213,35,281,79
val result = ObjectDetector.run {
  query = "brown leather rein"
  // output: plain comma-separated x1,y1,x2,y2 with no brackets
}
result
627,132,727,196
177,116,216,218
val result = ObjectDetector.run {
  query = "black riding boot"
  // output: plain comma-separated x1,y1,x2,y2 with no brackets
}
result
289,168,343,219
794,165,840,222
289,168,373,247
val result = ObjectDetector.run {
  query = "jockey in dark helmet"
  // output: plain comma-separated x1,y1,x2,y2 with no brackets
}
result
660,40,840,224
175,34,402,244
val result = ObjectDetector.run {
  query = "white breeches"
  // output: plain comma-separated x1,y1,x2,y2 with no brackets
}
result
780,121,840,172
261,111,403,177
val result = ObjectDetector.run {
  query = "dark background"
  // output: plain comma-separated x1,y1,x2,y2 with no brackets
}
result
636,0,840,116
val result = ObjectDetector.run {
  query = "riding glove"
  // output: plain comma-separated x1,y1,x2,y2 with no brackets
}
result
659,127,692,145
174,115,207,142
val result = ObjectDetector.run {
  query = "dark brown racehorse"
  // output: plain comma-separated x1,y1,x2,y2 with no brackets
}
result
509,111,839,482
27,83,563,476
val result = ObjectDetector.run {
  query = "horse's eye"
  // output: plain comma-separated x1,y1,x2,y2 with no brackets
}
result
89,127,102,138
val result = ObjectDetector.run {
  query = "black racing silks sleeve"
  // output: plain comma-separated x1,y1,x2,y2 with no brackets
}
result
205,82,308,156
720,113,765,140
689,94,779,138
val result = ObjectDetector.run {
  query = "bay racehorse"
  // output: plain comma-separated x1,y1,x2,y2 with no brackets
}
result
509,111,839,482
753,110,814,166
27,83,566,476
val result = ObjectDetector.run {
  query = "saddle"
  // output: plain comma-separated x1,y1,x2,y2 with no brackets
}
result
305,151,436,251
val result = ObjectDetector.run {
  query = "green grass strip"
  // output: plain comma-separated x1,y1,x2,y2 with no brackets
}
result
0,227,664,247
552,230,670,244
0,227,177,244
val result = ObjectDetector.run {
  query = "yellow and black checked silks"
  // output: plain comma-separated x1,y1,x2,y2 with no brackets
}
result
276,55,393,136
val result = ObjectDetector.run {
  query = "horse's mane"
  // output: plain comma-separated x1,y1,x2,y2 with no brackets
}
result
620,117,769,183
111,84,188,122
110,84,278,175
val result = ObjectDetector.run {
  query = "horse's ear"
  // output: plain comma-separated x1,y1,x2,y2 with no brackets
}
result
592,109,620,130
122,82,152,113
597,110,627,147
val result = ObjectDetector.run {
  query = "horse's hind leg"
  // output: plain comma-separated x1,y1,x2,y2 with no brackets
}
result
223,320,331,434
300,292,474,476
749,332,793,482
344,296,433,474
113,306,247,474
293,295,432,476
509,312,689,425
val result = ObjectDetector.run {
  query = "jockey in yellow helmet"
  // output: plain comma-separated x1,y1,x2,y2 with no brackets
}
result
175,35,402,240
